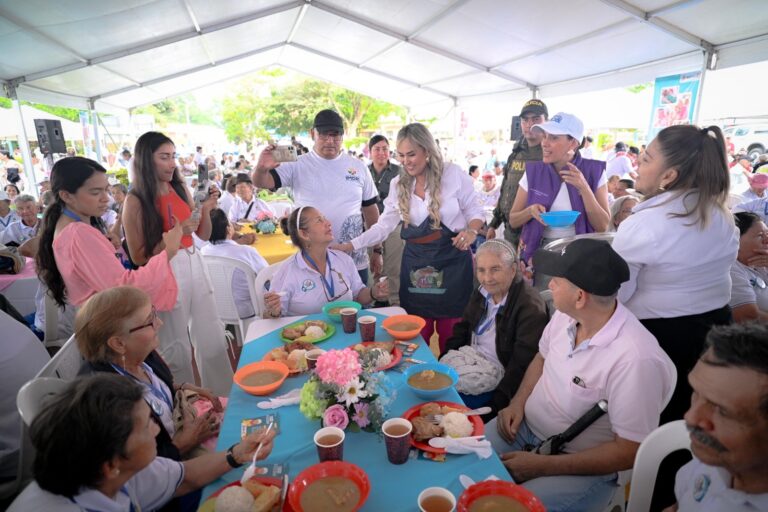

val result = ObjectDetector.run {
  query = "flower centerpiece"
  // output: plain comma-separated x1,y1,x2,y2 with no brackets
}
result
254,210,278,234
299,348,396,432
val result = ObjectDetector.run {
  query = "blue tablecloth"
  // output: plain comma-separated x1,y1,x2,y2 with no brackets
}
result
200,312,509,510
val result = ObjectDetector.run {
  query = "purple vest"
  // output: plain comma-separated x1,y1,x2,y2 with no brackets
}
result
519,153,606,262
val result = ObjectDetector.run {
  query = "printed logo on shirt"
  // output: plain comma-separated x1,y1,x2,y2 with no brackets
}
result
301,279,316,292
345,167,361,182
692,473,710,502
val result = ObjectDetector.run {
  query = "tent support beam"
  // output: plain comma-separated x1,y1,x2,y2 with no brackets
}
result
692,50,713,125
2,82,38,198
9,0,304,85
287,42,456,101
599,0,714,52
310,0,533,88
88,101,103,164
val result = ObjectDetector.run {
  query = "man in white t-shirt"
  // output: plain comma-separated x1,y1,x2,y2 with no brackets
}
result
606,142,634,180
666,322,768,512
253,110,380,283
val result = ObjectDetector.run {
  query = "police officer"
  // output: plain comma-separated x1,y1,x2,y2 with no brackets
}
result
487,99,548,248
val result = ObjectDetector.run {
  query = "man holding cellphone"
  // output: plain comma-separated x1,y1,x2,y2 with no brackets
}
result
488,99,548,248
253,109,381,284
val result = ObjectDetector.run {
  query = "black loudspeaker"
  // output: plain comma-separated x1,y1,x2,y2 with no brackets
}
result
510,115,522,141
34,119,67,154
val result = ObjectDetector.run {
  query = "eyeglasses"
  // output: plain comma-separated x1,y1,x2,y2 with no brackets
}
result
323,269,351,302
316,131,343,141
128,305,158,333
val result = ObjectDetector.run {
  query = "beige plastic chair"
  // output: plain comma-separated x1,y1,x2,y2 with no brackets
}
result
539,289,554,318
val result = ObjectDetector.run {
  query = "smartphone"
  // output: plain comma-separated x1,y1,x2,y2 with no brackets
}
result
510,115,522,141
272,145,298,163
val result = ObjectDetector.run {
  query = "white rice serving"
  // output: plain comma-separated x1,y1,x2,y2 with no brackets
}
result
214,485,254,512
440,412,473,438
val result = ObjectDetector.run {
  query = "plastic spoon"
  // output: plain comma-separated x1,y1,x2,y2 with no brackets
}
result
240,422,274,485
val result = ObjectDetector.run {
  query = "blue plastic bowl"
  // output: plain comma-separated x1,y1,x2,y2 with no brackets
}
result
404,363,459,399
539,210,581,227
322,301,361,323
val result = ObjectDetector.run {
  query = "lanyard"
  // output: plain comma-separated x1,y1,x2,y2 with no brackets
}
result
302,250,335,299
62,207,82,222
70,486,138,512
0,215,13,228
110,363,174,413
243,201,255,219
474,293,504,336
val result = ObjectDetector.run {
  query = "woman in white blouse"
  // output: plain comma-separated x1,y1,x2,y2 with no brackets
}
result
730,212,768,322
612,124,738,424
335,123,485,355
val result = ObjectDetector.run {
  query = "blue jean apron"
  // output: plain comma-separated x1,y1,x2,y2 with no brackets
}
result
399,218,474,318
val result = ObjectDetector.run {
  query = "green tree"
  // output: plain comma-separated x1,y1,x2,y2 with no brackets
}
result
134,95,216,126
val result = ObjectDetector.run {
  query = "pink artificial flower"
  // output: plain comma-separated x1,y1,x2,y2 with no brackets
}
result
323,404,349,430
352,402,370,429
315,349,362,387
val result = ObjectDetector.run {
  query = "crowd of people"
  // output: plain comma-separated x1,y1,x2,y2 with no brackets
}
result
1,101,767,512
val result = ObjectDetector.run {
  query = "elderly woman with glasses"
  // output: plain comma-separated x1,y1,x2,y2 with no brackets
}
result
441,239,548,414
609,194,639,231
76,286,223,463
263,206,388,318
8,374,275,511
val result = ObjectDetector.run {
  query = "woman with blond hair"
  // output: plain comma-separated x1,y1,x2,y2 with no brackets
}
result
336,123,485,355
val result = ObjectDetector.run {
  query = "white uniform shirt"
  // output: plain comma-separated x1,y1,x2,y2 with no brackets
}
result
740,188,766,203
524,304,676,453
269,249,365,316
201,240,268,318
8,456,184,512
218,191,236,217
470,287,506,369
274,150,378,270
734,197,768,223
729,260,768,312
675,457,768,512
519,170,608,240
227,196,274,223
351,163,485,250
606,154,633,179
0,220,38,245
613,191,739,319
0,210,19,231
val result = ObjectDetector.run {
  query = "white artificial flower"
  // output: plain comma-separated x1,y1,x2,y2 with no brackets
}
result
337,377,369,407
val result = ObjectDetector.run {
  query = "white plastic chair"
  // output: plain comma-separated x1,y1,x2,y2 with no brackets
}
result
626,420,691,512
204,255,264,348
35,335,83,379
253,260,285,314
6,377,69,498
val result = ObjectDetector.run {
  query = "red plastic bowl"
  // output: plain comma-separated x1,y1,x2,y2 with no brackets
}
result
457,480,546,512
288,461,370,512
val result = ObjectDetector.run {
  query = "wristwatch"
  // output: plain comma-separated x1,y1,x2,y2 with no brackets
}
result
226,444,242,468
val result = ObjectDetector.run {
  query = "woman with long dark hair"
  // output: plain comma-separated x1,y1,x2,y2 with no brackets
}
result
35,156,181,310
122,132,233,396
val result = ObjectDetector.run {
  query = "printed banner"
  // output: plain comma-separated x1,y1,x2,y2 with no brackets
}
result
648,72,701,138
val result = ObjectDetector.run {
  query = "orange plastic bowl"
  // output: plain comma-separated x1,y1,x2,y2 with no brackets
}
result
381,314,426,341
288,461,370,512
233,361,289,396
457,480,546,512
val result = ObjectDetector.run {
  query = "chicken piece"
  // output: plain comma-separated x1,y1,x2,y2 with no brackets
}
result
419,402,442,417
412,416,444,441
285,340,315,352
281,328,303,340
268,347,288,361
305,320,328,330
440,405,465,415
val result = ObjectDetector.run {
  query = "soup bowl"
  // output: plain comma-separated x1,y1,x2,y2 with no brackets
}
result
381,314,426,341
288,461,370,512
404,363,459,399
457,481,545,512
322,301,362,323
234,360,289,396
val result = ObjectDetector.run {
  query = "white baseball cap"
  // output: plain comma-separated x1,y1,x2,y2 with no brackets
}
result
532,112,584,142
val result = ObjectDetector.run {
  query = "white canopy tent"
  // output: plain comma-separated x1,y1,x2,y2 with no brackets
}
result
0,104,82,140
2,0,768,188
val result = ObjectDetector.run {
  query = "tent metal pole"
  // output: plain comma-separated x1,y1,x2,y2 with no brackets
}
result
692,50,711,126
5,82,38,197
89,101,103,164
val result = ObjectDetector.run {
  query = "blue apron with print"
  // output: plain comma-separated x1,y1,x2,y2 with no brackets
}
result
399,217,473,318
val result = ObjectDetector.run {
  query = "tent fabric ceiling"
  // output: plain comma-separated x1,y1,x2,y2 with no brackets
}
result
1,0,767,115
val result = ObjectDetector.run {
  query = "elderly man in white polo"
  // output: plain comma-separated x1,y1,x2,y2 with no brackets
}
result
485,239,676,512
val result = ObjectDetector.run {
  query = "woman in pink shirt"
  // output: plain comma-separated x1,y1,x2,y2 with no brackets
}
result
36,157,182,311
